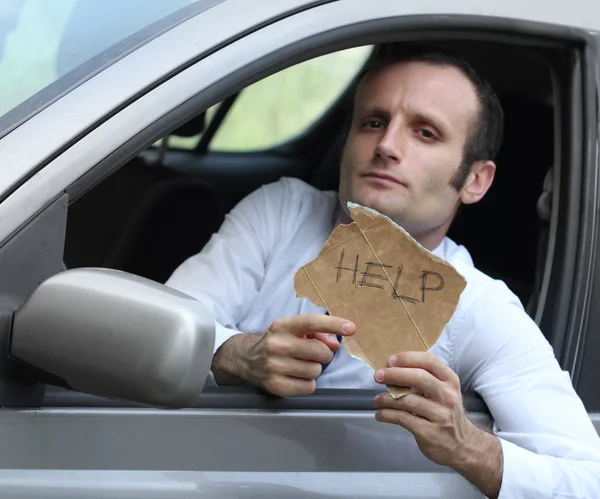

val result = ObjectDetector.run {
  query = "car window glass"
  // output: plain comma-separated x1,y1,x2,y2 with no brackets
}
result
0,0,211,136
207,46,372,152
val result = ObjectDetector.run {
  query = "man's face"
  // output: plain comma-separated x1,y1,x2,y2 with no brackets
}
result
338,61,480,242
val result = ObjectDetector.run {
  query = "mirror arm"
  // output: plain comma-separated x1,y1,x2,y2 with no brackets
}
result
0,308,45,407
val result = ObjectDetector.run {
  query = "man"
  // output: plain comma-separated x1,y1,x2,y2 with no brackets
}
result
166,46,600,498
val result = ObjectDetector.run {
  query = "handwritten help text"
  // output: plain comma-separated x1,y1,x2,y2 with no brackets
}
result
335,248,445,304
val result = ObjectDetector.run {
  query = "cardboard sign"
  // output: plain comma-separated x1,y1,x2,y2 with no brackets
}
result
294,203,467,398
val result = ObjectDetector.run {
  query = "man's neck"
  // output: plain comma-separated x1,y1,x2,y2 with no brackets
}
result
412,228,449,252
336,204,450,252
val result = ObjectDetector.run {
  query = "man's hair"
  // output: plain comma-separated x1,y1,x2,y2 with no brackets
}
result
350,45,504,191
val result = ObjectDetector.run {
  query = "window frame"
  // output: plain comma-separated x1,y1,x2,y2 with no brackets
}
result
63,29,596,410
0,10,597,411
560,34,600,410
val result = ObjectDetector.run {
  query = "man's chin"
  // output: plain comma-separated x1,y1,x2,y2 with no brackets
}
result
351,194,397,217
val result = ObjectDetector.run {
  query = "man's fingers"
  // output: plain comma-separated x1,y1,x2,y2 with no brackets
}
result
269,314,355,338
265,333,334,364
262,375,316,398
375,407,428,434
389,352,456,384
265,356,323,380
374,393,443,423
312,332,341,351
292,338,335,364
375,367,444,401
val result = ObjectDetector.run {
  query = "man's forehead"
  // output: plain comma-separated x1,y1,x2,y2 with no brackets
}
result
355,61,480,128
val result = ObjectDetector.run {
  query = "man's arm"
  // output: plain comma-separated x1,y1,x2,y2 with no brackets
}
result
166,179,355,395
372,284,600,498
166,182,286,355
453,285,600,498
211,314,355,395
373,353,503,498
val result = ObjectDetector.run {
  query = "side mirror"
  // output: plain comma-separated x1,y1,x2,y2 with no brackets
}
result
10,268,215,408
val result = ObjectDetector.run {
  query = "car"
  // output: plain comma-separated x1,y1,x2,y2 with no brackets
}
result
0,0,599,497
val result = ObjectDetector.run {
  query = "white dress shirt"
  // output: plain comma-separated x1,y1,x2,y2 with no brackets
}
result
167,176,600,498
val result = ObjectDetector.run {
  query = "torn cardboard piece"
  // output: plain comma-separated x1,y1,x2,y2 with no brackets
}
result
294,203,467,398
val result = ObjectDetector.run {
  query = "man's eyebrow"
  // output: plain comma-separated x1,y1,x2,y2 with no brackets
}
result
357,105,391,121
412,111,451,137
358,105,452,136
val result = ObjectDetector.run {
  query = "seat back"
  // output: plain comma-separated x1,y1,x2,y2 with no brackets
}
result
447,93,553,305
526,168,553,317
104,177,224,283
64,157,183,269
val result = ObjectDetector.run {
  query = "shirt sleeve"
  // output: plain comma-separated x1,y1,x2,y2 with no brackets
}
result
165,179,292,353
453,282,600,498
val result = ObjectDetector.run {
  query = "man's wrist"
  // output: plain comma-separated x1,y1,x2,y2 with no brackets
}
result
211,332,261,385
453,425,503,499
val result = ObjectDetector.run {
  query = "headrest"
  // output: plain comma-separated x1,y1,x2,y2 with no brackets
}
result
537,168,553,222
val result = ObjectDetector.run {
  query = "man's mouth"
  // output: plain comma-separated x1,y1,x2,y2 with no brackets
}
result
362,172,406,186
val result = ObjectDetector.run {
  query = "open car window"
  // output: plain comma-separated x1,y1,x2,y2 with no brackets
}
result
164,46,373,151
62,37,560,405
208,46,372,152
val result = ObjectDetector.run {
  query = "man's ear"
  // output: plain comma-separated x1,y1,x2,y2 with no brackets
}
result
460,160,496,205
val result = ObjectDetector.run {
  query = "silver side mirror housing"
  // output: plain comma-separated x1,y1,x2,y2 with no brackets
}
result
10,268,215,408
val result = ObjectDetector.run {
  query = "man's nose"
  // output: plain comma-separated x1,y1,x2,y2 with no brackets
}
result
374,124,402,163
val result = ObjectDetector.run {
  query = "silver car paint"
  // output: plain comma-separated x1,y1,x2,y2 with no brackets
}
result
0,407,491,498
0,0,599,497
0,470,483,499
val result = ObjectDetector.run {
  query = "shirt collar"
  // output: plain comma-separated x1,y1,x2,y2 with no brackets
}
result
431,238,447,259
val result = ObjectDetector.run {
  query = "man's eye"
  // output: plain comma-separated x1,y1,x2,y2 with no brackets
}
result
364,120,384,129
418,129,437,140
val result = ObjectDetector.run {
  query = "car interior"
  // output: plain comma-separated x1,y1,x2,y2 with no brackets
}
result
62,39,556,326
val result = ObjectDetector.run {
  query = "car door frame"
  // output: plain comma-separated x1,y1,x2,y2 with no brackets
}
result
564,32,600,411
0,1,599,497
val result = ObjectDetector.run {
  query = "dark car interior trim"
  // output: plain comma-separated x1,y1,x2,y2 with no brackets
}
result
42,385,490,414
559,40,600,387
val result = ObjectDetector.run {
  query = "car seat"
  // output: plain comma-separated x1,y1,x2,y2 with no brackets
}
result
64,156,185,270
447,92,553,306
526,167,553,319
102,175,223,283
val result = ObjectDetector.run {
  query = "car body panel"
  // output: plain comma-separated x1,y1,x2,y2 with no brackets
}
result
0,405,593,497
0,1,600,498
0,470,482,499
0,406,488,498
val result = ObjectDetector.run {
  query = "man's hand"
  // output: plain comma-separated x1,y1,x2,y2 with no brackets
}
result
211,314,355,397
373,352,503,499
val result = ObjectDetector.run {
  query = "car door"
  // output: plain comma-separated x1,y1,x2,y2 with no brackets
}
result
0,1,599,498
